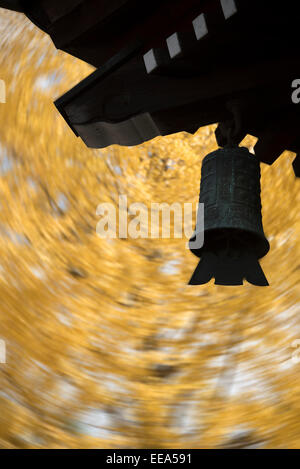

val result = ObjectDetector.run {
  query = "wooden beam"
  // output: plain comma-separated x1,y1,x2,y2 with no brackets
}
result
0,0,24,12
293,155,300,178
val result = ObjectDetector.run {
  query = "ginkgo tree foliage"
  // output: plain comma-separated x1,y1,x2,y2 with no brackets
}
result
0,9,299,449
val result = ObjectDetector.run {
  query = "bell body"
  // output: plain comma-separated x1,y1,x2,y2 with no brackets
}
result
189,146,270,286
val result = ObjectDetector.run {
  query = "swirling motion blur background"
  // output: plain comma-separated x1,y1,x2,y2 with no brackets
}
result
0,9,299,449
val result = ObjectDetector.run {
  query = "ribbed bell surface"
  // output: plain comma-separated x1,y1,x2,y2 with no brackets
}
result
189,146,270,286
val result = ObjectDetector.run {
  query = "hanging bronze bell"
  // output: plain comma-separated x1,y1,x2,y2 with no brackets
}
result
189,145,270,286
